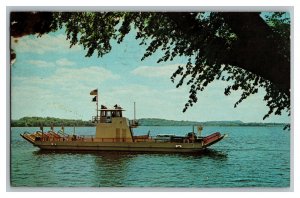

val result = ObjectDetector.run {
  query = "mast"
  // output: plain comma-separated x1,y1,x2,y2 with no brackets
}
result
134,101,136,122
90,88,99,123
96,88,99,120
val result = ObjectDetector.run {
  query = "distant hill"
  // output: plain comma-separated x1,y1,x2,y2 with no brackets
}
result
137,118,287,127
11,116,95,127
137,118,202,126
11,116,287,127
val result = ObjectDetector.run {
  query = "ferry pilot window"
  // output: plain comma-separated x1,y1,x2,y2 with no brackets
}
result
106,111,112,123
101,110,106,117
115,110,121,117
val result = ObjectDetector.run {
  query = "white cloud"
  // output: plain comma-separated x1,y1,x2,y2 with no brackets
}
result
56,58,75,66
131,64,181,78
13,66,120,93
53,66,120,86
27,60,55,68
11,66,120,119
26,58,75,68
11,34,81,54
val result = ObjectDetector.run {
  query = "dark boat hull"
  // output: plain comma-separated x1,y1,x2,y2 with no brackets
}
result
20,133,226,153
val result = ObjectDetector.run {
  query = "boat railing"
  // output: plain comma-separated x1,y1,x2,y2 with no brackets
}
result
37,135,134,143
34,134,199,143
56,130,70,138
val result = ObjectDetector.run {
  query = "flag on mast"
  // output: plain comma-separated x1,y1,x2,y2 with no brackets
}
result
90,89,98,95
92,96,97,102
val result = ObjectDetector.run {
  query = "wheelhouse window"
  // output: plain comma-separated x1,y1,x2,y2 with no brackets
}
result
101,110,106,117
99,108,124,123
115,110,122,117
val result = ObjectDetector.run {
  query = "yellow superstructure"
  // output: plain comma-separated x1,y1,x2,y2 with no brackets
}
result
93,106,134,142
95,116,133,142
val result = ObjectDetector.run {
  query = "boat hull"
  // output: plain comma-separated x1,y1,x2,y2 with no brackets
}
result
21,134,226,153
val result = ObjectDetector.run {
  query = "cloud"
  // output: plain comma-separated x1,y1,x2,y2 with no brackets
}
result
52,66,120,91
56,58,75,66
131,64,181,78
11,34,81,54
13,66,120,92
27,60,55,68
26,58,76,68
11,65,120,119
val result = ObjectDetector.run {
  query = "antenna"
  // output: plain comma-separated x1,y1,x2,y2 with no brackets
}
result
134,102,136,121
96,88,99,120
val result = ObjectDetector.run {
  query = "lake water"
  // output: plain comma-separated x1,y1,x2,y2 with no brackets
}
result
10,126,290,188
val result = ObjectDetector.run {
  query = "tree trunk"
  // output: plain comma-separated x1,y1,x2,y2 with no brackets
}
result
220,12,290,96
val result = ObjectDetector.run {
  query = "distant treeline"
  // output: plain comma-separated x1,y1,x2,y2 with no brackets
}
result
11,117,95,127
11,117,288,127
137,118,287,127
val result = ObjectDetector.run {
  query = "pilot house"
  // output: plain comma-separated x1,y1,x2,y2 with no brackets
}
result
93,105,134,143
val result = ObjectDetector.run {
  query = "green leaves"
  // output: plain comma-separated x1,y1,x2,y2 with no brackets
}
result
51,12,290,123
55,12,123,58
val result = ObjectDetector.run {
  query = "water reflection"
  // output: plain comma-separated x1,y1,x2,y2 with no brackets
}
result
31,149,227,187
93,152,134,187
33,149,227,159
200,149,228,159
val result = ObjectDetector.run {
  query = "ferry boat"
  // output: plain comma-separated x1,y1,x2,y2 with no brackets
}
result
20,89,226,153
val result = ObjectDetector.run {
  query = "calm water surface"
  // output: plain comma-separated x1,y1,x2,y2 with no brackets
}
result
10,126,290,188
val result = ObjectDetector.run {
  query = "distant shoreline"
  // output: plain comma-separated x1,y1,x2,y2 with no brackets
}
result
11,116,288,127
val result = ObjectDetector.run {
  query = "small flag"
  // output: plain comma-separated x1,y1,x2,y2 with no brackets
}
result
92,96,97,102
90,89,98,95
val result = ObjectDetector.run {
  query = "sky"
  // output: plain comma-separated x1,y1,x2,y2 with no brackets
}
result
10,21,290,123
